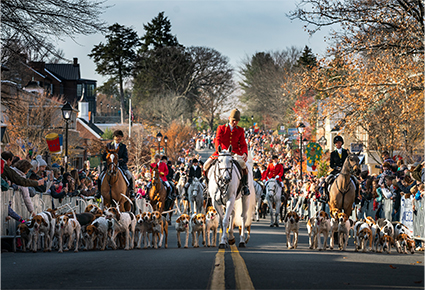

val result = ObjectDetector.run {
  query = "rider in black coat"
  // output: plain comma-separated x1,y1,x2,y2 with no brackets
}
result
188,159,202,184
322,135,359,203
96,130,134,198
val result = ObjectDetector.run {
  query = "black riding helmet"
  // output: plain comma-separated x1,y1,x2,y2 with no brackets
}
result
113,130,124,137
333,135,344,145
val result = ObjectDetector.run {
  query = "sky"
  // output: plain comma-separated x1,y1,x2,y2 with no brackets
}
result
59,0,331,85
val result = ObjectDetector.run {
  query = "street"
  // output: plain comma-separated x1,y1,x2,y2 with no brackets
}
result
1,217,424,290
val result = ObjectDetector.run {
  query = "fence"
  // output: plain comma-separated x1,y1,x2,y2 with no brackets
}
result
303,196,425,241
1,189,150,241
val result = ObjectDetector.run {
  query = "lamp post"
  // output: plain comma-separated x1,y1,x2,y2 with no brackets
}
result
164,135,168,156
156,132,163,154
100,101,103,116
297,122,306,182
106,104,109,115
61,102,73,172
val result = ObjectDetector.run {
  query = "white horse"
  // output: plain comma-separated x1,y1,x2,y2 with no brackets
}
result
253,180,264,222
231,150,256,244
188,177,204,215
208,145,251,248
265,178,282,227
176,174,188,214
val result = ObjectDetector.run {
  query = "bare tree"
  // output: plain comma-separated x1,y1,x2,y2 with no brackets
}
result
288,0,424,56
238,47,303,128
1,0,108,61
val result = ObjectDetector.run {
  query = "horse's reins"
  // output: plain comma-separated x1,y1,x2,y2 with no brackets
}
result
213,153,235,204
106,155,119,203
335,159,357,212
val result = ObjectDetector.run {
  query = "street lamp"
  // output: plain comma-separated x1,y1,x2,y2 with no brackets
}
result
297,122,306,182
61,102,73,172
100,101,103,116
156,132,163,153
106,104,109,115
164,135,168,156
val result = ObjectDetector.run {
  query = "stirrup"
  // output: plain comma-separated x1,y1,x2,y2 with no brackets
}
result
242,186,250,196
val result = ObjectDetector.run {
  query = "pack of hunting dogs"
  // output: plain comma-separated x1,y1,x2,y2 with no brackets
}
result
15,147,416,254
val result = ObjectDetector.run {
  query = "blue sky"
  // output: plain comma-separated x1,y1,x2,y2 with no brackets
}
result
59,0,331,85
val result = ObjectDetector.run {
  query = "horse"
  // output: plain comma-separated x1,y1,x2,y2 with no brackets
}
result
148,167,167,213
101,148,131,212
265,178,282,227
231,150,256,244
207,145,251,248
252,180,263,222
176,173,188,214
188,177,204,215
328,152,360,218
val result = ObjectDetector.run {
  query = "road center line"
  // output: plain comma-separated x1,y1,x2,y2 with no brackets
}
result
230,245,255,290
209,248,225,290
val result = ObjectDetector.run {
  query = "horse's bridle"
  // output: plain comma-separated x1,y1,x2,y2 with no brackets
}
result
213,153,234,204
266,180,277,196
106,153,119,185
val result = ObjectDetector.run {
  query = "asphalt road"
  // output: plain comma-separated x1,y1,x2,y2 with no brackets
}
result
2,149,424,290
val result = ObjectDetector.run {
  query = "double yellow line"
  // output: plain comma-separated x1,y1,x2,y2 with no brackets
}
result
209,245,255,290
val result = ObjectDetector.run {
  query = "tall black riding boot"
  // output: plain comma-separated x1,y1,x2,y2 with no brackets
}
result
241,169,250,196
95,179,102,199
129,177,135,198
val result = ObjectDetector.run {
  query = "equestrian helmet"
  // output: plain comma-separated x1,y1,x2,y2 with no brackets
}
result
113,130,124,137
333,135,344,145
192,158,198,164
229,109,241,121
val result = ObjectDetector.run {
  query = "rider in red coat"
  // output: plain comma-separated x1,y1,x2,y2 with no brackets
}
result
212,122,248,157
149,154,172,197
263,155,284,183
204,109,250,195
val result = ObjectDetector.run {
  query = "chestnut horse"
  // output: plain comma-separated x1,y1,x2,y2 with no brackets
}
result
148,166,168,213
101,148,131,212
328,152,360,218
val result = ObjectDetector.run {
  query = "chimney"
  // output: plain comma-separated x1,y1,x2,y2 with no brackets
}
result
73,57,78,66
78,87,89,122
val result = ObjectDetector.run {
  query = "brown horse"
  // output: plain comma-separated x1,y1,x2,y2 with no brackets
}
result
328,153,360,218
148,167,167,213
101,148,131,212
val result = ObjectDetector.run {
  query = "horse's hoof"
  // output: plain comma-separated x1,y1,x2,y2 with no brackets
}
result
275,223,279,227
219,244,226,249
229,238,236,245
239,242,246,248
269,224,274,227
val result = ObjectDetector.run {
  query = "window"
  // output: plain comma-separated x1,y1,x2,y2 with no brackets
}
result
77,84,82,97
87,84,95,97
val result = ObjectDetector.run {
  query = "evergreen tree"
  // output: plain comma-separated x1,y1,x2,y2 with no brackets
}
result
89,23,140,124
297,45,317,68
140,11,181,52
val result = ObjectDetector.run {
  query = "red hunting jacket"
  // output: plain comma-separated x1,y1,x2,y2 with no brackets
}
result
150,162,169,182
263,162,284,182
213,124,248,157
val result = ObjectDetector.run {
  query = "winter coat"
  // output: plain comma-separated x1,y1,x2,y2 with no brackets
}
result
11,167,34,214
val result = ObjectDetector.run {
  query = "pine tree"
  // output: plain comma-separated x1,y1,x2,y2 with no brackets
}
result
89,23,140,124
140,11,181,52
297,46,317,68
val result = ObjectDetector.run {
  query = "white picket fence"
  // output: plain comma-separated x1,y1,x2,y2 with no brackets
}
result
1,189,150,239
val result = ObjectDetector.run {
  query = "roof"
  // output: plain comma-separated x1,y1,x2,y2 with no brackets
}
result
77,118,104,138
45,63,80,81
